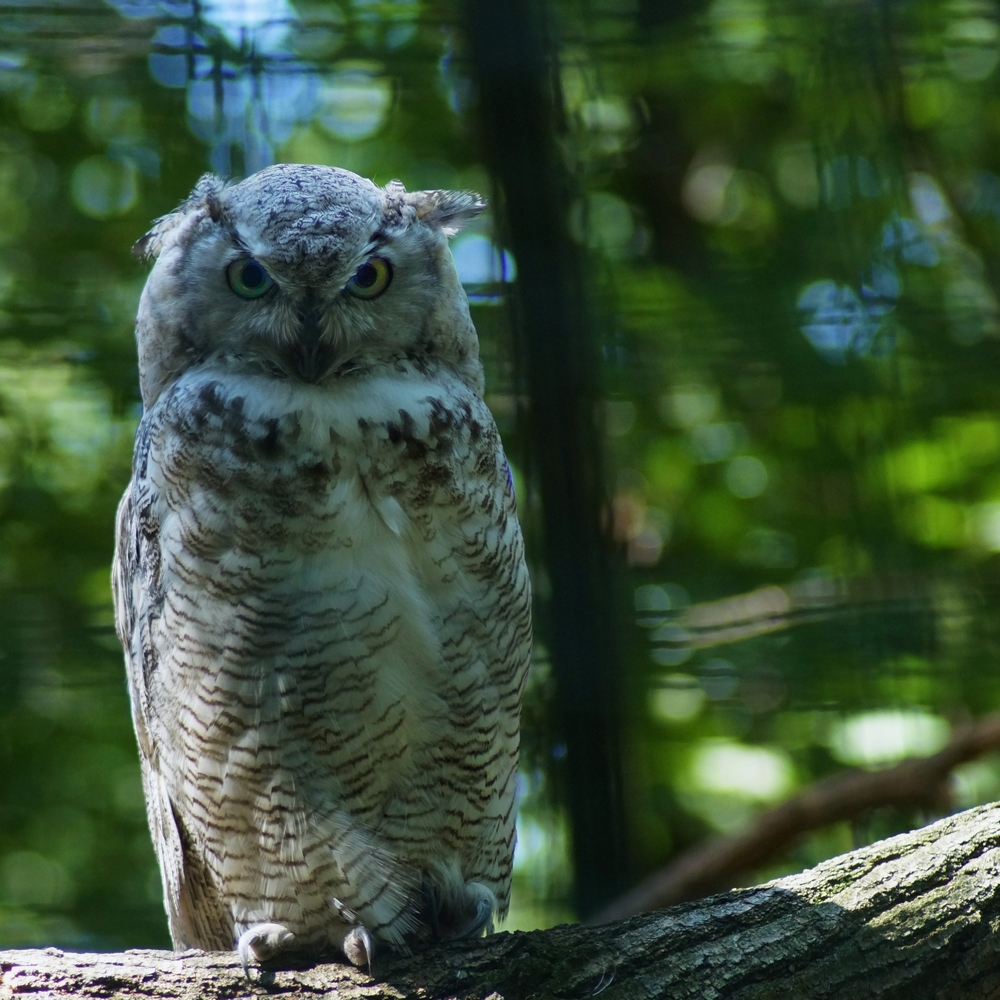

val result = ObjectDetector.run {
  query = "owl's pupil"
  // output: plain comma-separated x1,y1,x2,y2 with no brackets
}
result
241,263,265,288
355,264,378,287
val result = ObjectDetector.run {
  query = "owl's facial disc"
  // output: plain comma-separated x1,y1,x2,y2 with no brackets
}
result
132,164,488,407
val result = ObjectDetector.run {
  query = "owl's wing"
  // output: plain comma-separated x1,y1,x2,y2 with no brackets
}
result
435,398,533,915
361,384,533,921
112,419,232,950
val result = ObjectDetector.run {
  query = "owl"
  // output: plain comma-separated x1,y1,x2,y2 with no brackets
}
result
112,163,532,973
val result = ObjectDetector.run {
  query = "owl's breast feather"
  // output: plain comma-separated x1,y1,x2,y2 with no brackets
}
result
143,364,516,759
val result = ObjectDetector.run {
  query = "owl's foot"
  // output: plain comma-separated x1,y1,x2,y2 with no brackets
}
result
331,897,375,973
237,922,296,977
341,924,375,973
424,876,496,941
453,882,495,940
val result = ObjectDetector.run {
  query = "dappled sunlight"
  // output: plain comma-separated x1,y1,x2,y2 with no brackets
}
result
829,711,951,769
677,739,796,833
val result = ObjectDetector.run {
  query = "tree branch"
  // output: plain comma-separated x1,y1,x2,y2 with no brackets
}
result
5,801,1000,999
594,713,1000,925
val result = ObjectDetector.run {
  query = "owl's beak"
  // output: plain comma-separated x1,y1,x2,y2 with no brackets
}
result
291,288,331,382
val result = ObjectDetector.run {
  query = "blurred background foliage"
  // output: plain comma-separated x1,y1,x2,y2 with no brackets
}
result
3,0,1000,950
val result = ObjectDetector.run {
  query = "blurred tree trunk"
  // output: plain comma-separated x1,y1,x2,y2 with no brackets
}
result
5,803,1000,999
462,0,632,919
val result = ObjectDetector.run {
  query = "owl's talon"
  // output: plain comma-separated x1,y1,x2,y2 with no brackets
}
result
237,922,296,977
342,925,374,974
455,895,494,940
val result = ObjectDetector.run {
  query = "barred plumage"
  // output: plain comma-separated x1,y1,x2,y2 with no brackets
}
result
112,164,531,970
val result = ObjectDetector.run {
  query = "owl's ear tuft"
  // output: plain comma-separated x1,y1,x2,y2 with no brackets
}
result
132,219,186,260
188,172,227,205
191,172,226,222
133,173,228,260
405,189,487,236
131,229,159,259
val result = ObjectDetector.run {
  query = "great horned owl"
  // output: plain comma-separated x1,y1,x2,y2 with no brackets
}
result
112,164,532,972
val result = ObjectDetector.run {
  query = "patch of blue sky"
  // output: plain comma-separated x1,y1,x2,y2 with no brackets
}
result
882,214,939,266
452,234,516,304
798,264,900,364
110,0,329,174
799,208,943,363
105,0,193,19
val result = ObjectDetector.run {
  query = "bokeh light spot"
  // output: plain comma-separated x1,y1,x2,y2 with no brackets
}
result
318,66,392,141
688,740,794,801
725,456,768,498
650,674,705,723
1,852,75,908
829,711,950,768
71,156,138,219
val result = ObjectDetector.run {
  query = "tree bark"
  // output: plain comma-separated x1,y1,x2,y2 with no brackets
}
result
5,802,1000,999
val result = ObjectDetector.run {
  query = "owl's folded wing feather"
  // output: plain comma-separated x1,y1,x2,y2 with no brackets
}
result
112,422,233,951
359,384,532,920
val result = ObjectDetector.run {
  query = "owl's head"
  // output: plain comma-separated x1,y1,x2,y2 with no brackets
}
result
133,163,486,406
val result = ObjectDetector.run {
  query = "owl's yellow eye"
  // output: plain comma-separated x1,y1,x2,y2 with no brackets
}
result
346,257,392,299
227,259,274,299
